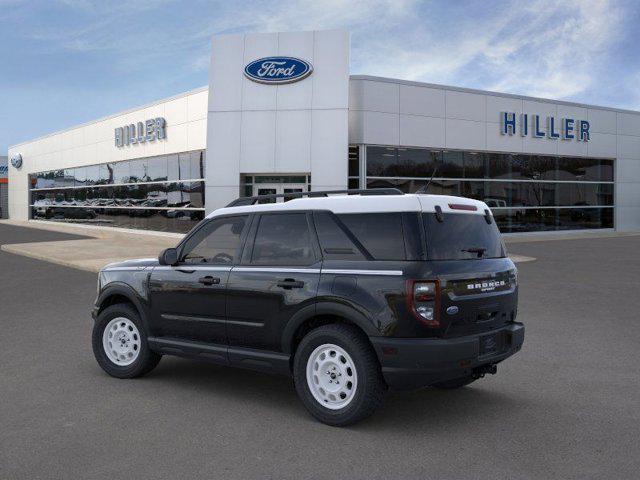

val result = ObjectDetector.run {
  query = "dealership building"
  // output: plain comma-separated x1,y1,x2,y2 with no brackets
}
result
7,29,640,234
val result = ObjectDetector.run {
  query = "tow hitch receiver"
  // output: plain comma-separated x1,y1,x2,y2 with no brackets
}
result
473,364,497,379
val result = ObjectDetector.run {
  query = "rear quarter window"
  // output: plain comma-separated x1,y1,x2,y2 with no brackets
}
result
336,213,407,261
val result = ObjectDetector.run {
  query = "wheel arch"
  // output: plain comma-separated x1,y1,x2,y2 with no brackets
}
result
96,283,149,330
282,302,380,356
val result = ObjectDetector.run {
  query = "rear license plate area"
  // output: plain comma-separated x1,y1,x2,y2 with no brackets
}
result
479,332,503,356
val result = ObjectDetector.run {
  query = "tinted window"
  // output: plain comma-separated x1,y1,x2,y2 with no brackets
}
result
111,161,130,184
463,152,488,178
337,213,406,260
314,212,366,261
181,216,248,264
440,151,464,177
148,155,168,182
129,159,148,182
423,213,505,260
252,213,315,265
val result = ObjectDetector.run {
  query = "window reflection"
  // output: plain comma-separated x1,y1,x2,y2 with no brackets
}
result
129,159,148,183
28,150,205,234
365,146,615,233
148,156,168,182
367,148,614,183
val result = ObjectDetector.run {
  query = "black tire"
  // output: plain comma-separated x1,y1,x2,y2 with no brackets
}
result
92,303,161,379
432,375,476,389
293,324,387,426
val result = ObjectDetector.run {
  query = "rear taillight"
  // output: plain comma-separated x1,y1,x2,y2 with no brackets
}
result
407,280,440,327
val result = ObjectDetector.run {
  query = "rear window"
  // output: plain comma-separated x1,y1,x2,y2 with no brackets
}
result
423,213,506,260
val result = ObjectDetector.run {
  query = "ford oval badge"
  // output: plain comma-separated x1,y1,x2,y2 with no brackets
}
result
446,306,459,315
10,153,23,169
244,56,313,85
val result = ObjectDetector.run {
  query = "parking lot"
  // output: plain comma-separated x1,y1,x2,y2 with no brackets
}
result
1,223,639,479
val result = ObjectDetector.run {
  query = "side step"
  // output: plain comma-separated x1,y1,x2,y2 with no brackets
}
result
148,337,291,375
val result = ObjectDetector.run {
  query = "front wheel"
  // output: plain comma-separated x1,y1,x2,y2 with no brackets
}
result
293,324,386,426
92,303,161,379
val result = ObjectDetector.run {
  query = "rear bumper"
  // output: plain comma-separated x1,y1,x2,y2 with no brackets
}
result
370,323,524,390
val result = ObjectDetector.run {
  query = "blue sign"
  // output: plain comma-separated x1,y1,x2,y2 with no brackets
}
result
244,57,313,85
500,112,590,142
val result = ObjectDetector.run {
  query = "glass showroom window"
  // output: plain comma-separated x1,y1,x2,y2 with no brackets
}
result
29,150,206,233
365,146,614,233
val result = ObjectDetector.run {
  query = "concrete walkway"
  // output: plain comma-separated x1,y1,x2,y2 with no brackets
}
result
10,218,627,272
0,220,182,273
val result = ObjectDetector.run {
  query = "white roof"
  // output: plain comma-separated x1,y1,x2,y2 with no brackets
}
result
207,194,491,218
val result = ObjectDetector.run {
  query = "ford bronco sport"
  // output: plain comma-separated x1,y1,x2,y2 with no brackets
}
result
92,189,524,426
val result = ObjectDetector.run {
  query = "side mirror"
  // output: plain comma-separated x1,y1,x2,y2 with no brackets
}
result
158,248,178,266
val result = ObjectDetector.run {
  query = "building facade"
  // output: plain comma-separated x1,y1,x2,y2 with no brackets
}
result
7,29,640,233
0,156,7,219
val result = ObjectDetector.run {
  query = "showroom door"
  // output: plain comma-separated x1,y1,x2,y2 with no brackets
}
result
253,183,307,202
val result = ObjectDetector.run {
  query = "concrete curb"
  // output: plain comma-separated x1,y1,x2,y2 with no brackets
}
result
1,244,101,273
0,219,185,241
509,254,536,263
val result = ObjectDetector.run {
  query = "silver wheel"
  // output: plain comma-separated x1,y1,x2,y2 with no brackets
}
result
305,343,358,410
102,317,141,366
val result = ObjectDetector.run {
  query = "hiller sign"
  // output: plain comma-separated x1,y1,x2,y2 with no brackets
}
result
115,117,166,147
500,112,590,142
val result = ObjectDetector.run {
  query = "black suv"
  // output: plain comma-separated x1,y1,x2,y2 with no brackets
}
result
92,189,524,426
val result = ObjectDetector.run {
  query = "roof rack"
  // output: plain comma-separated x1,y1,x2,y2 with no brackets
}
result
225,188,404,207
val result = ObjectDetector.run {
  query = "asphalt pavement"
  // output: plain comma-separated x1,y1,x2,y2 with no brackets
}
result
1,223,639,479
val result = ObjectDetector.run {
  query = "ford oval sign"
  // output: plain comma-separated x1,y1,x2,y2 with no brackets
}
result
244,56,313,85
10,153,23,169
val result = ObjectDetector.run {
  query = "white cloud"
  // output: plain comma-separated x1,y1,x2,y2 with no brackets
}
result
483,0,623,99
7,0,633,104
344,0,625,101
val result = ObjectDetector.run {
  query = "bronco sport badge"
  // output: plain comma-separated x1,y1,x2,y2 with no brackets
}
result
467,280,506,292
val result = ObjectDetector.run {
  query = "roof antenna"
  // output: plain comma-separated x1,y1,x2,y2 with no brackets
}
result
417,166,438,194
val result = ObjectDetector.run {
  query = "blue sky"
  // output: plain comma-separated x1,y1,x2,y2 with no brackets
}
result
2,0,639,153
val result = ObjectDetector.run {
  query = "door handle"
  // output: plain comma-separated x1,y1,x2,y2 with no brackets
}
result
277,278,304,289
198,276,220,286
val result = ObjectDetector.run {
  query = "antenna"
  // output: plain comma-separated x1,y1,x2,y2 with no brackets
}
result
417,166,438,194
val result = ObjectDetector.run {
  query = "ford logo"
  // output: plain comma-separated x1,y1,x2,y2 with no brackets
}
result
10,153,23,169
446,306,459,315
244,56,313,85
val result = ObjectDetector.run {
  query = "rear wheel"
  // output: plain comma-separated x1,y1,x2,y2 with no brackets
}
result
432,375,476,389
293,324,386,426
92,303,161,379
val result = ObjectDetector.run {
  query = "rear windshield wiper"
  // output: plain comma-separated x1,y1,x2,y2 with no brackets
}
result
461,247,486,258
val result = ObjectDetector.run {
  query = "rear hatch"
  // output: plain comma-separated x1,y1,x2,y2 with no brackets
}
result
422,211,518,339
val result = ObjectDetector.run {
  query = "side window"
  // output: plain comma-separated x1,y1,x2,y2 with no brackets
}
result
181,216,248,264
337,213,407,261
313,211,366,261
251,213,315,266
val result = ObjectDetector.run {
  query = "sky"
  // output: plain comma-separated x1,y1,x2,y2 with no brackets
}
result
1,0,640,153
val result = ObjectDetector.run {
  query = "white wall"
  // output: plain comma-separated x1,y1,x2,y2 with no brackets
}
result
349,76,640,231
206,30,350,211
7,88,209,221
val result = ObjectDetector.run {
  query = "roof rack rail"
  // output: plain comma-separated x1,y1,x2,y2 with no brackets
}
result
225,188,404,207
